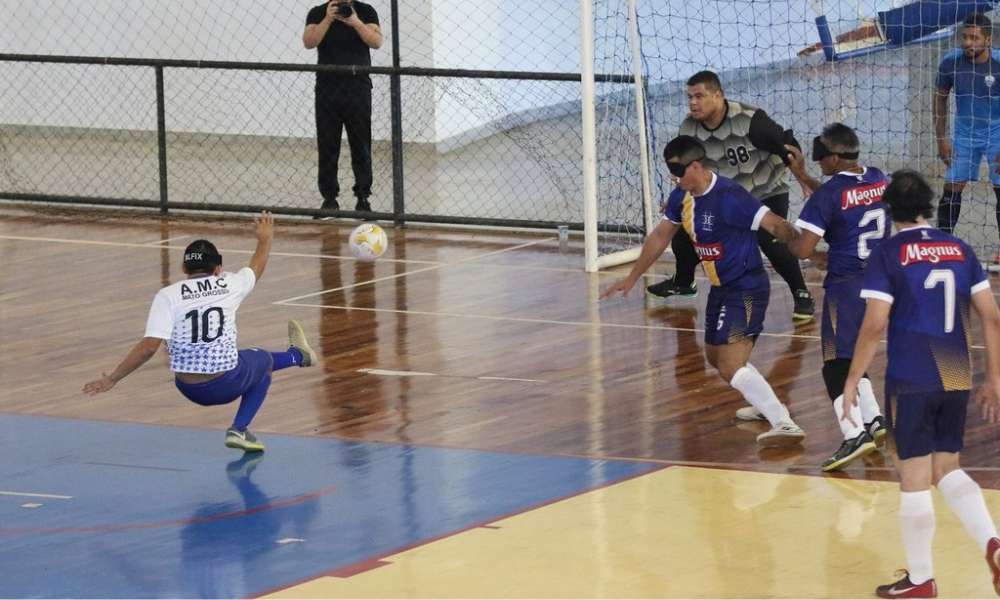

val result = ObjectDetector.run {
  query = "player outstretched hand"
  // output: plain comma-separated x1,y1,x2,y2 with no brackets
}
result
83,373,117,396
253,210,275,241
600,278,637,300
976,375,1000,422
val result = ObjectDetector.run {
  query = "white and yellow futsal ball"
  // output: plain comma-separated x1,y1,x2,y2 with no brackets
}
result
348,223,388,261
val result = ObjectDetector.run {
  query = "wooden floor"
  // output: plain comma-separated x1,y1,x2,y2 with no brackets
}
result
6,206,1000,479
5,206,1000,597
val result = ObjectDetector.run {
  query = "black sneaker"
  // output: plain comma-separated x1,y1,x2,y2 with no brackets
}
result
866,415,887,448
314,197,339,220
646,276,697,300
355,198,372,212
792,289,815,321
821,430,877,472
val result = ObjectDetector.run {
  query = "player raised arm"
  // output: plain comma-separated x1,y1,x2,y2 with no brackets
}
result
247,211,275,282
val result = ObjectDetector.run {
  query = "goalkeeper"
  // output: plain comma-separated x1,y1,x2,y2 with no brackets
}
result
645,70,816,322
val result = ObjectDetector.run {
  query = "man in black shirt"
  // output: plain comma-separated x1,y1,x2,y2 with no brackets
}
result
303,1,382,217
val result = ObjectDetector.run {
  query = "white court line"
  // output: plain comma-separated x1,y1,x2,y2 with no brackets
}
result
360,368,547,383
280,301,825,342
0,491,73,500
2,232,992,348
142,235,190,245
276,236,554,304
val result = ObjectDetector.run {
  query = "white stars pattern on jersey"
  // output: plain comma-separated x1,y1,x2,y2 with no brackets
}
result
144,268,257,374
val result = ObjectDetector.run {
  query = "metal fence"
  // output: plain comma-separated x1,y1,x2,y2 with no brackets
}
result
0,0,591,229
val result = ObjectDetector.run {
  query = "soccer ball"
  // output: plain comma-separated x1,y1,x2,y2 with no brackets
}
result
348,223,388,261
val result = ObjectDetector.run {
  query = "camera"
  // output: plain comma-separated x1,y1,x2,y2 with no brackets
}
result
335,2,353,17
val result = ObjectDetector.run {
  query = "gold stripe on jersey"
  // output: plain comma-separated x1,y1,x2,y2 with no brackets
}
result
823,296,838,362
726,293,755,343
930,306,974,391
681,191,720,286
887,394,898,456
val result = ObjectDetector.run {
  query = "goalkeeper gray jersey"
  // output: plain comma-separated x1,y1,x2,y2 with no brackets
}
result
678,100,789,200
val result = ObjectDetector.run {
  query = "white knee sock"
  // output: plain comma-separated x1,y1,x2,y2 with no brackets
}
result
832,395,865,439
730,364,790,426
899,490,935,585
938,469,998,551
857,377,882,424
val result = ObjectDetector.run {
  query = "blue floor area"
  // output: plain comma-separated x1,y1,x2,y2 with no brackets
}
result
0,414,660,598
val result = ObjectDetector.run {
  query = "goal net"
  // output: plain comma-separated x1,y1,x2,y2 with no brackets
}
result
583,0,1000,272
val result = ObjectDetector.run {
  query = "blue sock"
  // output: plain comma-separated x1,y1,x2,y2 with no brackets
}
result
270,349,302,371
232,375,271,431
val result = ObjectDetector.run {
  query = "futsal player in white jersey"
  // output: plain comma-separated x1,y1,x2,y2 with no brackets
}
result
83,212,317,452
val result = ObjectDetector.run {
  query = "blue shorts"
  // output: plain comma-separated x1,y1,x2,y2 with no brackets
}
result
886,389,968,460
174,348,273,406
821,277,865,362
703,283,769,346
944,134,1000,186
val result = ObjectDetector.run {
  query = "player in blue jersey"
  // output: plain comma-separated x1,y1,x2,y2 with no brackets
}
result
779,123,890,471
83,212,318,452
934,12,1000,259
602,135,806,447
842,170,1000,599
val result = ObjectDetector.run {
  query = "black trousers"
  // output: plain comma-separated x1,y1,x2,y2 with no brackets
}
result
670,192,807,294
315,82,373,203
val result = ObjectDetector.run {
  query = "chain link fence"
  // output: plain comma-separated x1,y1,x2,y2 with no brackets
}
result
0,0,588,228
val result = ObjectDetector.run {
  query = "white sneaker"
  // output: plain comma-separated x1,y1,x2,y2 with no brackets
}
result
735,406,768,421
757,422,805,447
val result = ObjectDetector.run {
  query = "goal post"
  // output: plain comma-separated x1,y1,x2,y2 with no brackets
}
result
580,0,658,273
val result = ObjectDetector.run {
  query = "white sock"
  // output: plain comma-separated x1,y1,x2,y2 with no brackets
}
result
832,395,865,439
857,377,882,424
899,490,935,585
938,470,998,551
730,365,790,426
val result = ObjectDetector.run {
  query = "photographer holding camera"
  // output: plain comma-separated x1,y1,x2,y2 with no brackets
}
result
303,0,382,218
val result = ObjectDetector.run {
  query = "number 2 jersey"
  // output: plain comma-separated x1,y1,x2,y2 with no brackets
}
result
861,225,989,394
144,268,257,374
663,173,770,290
795,167,890,285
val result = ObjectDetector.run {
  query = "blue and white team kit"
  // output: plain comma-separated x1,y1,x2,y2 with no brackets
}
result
663,173,771,346
144,267,274,405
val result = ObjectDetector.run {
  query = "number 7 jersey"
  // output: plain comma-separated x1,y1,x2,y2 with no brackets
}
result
144,267,257,374
861,225,989,394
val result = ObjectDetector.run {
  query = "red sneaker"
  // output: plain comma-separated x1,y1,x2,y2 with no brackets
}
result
876,570,937,599
987,537,1000,597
